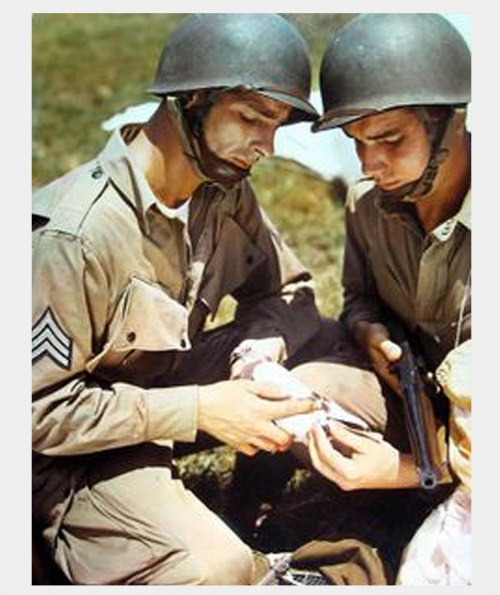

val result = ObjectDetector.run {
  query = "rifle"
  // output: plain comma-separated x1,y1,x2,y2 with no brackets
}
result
388,324,449,490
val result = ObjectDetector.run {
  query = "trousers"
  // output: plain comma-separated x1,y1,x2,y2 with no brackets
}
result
34,318,359,584
223,321,454,582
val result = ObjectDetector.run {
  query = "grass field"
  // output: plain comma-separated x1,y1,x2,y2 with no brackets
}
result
32,13,358,551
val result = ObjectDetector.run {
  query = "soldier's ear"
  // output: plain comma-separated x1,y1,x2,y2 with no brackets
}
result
184,90,210,109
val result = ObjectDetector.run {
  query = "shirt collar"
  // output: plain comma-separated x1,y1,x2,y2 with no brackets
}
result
97,124,194,227
155,195,191,224
373,185,471,241
456,189,471,230
432,189,471,241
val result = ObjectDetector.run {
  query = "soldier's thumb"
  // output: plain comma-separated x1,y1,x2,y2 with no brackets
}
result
379,339,402,363
251,380,289,400
273,396,317,418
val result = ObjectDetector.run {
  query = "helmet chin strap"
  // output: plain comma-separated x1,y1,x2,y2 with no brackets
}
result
381,107,465,203
167,94,250,188
192,127,250,186
165,97,209,182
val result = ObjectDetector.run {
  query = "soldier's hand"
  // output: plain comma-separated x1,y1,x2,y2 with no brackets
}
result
307,422,419,490
197,379,317,456
354,321,402,395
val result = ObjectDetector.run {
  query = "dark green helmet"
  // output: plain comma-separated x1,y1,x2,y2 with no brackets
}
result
313,13,471,131
150,13,318,124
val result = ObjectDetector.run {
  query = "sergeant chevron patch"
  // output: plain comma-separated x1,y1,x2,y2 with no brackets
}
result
32,307,73,370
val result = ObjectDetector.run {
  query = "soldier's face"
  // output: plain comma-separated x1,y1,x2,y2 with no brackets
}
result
343,108,432,192
202,90,291,171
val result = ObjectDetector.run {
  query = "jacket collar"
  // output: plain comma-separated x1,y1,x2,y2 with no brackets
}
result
456,189,471,230
431,189,471,241
374,185,471,239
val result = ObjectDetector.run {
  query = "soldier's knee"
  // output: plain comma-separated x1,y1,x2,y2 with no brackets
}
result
178,542,254,585
228,543,255,585
289,359,386,431
204,541,254,585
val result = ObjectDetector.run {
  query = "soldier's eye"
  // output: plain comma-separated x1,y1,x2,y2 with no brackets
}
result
384,135,402,146
240,110,258,124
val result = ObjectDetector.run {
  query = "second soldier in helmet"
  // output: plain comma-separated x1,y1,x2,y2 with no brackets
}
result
305,13,471,585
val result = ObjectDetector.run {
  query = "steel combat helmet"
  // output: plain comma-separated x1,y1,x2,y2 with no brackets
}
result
150,13,318,124
313,13,471,131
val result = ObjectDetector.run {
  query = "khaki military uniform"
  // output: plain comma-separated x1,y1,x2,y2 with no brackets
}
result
341,180,471,467
243,183,472,583
342,182,471,371
32,124,322,584
339,181,471,582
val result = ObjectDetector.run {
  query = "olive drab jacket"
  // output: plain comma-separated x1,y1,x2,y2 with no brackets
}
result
32,125,321,459
341,181,471,372
341,181,472,491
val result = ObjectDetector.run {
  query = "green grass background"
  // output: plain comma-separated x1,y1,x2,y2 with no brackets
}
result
32,13,358,532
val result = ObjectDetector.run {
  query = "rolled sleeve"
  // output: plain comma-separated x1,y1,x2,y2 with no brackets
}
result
435,340,471,410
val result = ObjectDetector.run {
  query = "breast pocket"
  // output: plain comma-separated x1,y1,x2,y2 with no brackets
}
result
198,216,266,315
87,277,191,374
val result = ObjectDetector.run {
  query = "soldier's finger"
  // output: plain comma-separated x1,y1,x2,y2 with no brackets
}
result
249,436,282,453
250,380,290,400
308,426,346,481
237,443,259,457
312,425,355,466
326,421,382,450
266,396,318,419
259,422,295,449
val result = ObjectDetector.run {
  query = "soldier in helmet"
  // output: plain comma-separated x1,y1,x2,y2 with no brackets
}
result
304,14,471,584
32,13,333,585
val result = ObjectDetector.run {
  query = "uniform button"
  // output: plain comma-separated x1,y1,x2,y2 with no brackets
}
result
91,166,103,179
180,338,187,348
126,331,136,343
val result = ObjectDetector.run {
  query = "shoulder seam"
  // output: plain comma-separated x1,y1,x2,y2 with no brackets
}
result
44,165,109,236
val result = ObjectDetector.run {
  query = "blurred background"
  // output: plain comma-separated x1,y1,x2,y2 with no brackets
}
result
32,13,472,547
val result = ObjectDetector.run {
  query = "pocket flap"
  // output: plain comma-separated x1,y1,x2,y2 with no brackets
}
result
107,277,190,352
